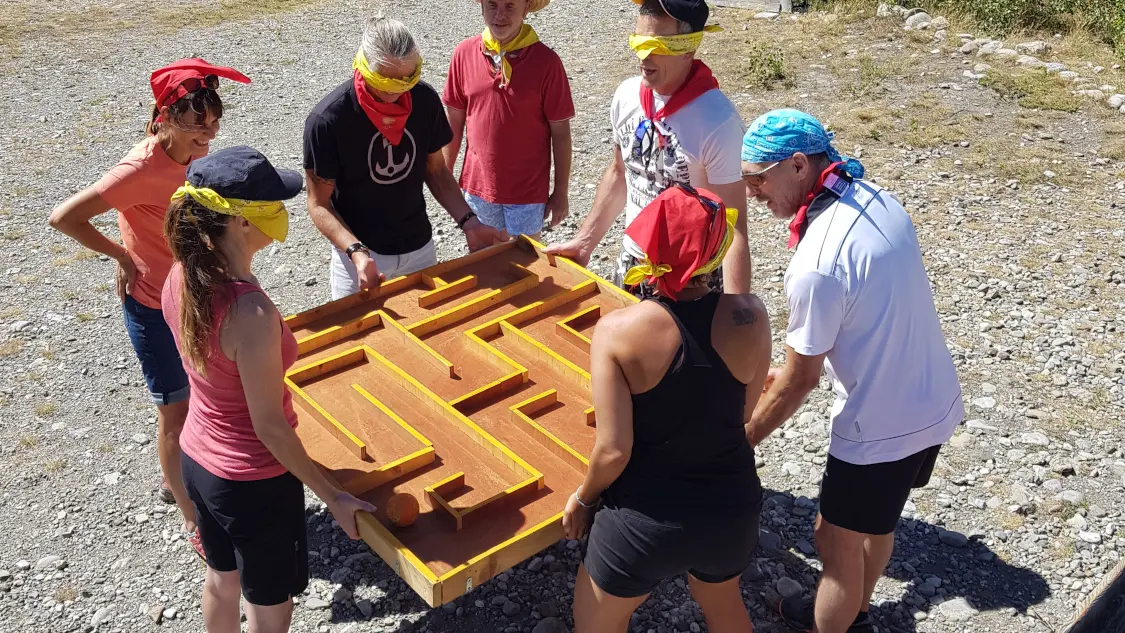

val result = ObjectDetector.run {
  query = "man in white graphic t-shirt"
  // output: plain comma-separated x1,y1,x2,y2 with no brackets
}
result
545,0,750,295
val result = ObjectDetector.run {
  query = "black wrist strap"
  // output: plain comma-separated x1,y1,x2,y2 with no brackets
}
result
345,243,368,258
457,211,477,230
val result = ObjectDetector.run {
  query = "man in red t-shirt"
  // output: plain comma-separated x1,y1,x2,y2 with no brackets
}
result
442,0,575,240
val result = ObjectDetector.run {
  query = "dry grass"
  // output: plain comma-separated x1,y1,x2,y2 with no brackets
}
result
979,70,1084,113
35,402,57,417
97,443,114,454
76,313,94,323
0,339,23,358
44,458,66,474
742,44,791,90
53,585,77,603
18,435,38,449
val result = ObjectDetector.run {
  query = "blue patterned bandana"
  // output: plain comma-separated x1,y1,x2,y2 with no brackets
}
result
741,108,865,179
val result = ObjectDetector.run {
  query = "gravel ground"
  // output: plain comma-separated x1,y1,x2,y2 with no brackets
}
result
1,2,1124,633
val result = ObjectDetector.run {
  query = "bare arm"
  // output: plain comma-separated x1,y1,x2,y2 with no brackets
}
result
230,293,375,537
543,146,627,266
424,151,509,251
563,315,634,539
544,119,574,230
745,345,825,446
48,187,126,261
443,106,466,175
709,180,752,294
304,170,359,252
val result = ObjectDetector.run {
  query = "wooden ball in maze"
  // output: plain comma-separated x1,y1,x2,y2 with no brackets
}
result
386,492,420,527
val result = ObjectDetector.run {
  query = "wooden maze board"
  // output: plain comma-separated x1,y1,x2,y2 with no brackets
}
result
284,237,636,607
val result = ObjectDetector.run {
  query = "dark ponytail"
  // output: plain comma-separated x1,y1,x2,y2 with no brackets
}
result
164,197,231,375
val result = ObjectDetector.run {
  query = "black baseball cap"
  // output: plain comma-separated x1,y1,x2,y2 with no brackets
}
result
186,146,303,202
632,0,710,33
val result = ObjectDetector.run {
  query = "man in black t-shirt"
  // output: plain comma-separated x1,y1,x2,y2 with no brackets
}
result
304,15,508,299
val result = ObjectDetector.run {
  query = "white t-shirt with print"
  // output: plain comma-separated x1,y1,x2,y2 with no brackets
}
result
785,178,964,466
610,76,745,258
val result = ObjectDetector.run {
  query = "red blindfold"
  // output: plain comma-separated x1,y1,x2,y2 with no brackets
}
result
150,58,250,110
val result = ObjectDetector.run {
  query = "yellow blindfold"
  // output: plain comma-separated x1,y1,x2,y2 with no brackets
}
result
628,26,723,60
353,49,423,94
172,183,290,243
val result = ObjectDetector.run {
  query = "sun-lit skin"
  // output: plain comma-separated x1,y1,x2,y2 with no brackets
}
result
742,152,829,219
481,0,531,45
369,51,423,103
634,13,695,94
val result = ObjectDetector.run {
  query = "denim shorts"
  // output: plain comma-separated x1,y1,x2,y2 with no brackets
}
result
463,191,546,237
122,295,189,406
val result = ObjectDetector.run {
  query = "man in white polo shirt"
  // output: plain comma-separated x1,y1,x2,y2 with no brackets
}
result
741,110,964,633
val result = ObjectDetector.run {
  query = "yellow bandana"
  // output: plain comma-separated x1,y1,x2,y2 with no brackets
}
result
482,24,541,87
353,49,423,94
628,26,723,60
171,183,290,243
622,206,737,286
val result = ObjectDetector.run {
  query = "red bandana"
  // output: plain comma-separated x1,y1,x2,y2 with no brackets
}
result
640,60,719,127
353,71,412,146
789,162,845,249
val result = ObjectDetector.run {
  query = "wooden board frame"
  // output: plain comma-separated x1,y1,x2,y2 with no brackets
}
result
289,237,639,606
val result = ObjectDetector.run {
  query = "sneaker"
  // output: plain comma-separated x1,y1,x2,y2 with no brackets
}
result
777,596,874,633
187,530,206,562
158,479,175,505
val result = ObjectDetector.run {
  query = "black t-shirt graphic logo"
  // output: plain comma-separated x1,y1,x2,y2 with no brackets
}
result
368,130,417,185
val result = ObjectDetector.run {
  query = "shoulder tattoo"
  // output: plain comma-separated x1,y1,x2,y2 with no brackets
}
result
732,308,758,326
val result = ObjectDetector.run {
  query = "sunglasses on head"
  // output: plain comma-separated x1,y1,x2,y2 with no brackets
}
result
675,184,724,260
161,74,219,108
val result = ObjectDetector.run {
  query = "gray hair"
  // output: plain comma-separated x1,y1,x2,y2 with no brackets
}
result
638,0,694,34
361,14,418,68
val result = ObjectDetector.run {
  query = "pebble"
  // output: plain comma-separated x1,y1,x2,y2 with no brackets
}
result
776,577,804,599
9,320,31,332
34,555,61,570
502,599,521,616
1057,490,1085,505
781,462,802,477
972,396,996,409
935,597,977,621
91,606,112,627
1020,432,1051,447
15,560,30,571
938,529,969,547
131,433,149,444
527,556,543,572
1078,531,1102,544
304,597,331,610
148,605,164,624
796,539,816,555
759,530,782,551
162,607,177,620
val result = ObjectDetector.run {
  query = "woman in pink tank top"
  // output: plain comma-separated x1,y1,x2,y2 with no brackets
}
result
161,146,375,632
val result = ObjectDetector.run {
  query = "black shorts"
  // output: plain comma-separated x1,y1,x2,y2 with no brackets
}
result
819,444,942,536
181,451,309,606
584,502,762,598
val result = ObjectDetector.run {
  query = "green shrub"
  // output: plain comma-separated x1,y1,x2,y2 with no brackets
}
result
743,44,789,89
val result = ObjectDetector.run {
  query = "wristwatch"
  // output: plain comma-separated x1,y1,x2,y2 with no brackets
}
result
345,242,370,260
457,211,477,230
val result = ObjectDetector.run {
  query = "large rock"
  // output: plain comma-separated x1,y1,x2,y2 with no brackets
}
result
977,40,1004,56
993,48,1019,60
876,3,892,18
1076,89,1107,100
1108,94,1125,109
938,529,969,547
776,577,804,599
759,529,782,551
905,12,933,30
1016,40,1050,55
1044,62,1067,74
533,617,570,633
931,16,949,30
1017,55,1045,68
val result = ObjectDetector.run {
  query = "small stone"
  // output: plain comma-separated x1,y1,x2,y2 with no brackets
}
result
938,529,969,547
776,577,804,599
753,11,779,19
905,12,932,30
978,41,1004,57
303,277,317,287
532,617,569,633
356,599,373,618
1020,432,1051,447
1045,62,1067,74
147,605,164,624
527,557,543,572
1044,170,1057,179
931,16,949,30
35,555,60,570
304,597,331,610
91,606,112,627
781,462,802,477
1060,71,1079,80
1078,531,1102,544
935,598,977,621
741,563,763,582
8,320,31,332
162,607,177,620
796,539,816,555
15,560,30,571
972,396,996,409
1017,55,1045,68
0,571,8,581
949,433,975,449
966,420,998,432
1016,40,1049,55
759,530,782,551
502,600,521,617
133,513,149,524
1108,94,1125,109
1067,514,1089,530
537,600,560,618
1057,490,1085,505
131,433,149,445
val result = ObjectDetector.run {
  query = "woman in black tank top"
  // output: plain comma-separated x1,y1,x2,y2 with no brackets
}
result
561,185,771,633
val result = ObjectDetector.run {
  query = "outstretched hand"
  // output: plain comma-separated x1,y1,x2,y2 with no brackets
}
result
542,236,593,267
327,491,378,540
463,219,510,252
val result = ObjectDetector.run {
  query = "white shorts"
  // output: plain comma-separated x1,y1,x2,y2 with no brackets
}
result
328,240,438,300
